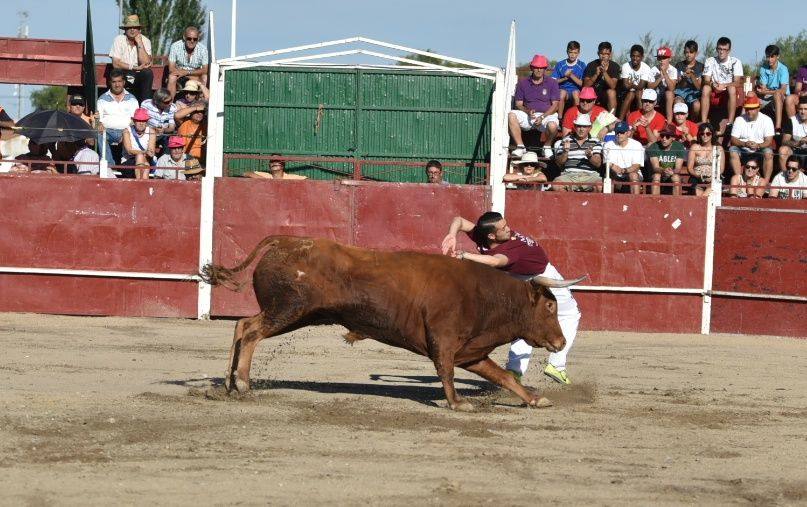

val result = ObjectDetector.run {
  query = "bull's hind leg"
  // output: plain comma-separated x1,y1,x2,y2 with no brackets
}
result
463,357,552,408
225,313,271,393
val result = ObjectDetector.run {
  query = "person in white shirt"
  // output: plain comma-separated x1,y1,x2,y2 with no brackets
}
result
73,140,100,175
647,47,679,122
770,156,807,199
619,44,652,120
153,136,191,180
778,97,807,170
96,69,139,164
701,36,744,129
109,15,153,102
604,121,645,194
729,95,775,180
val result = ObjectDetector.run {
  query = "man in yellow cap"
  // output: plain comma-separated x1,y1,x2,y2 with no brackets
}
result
109,14,154,102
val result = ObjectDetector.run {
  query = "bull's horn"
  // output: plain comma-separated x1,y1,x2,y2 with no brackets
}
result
530,274,588,288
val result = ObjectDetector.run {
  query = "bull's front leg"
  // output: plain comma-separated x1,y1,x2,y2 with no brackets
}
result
427,337,473,411
463,357,552,408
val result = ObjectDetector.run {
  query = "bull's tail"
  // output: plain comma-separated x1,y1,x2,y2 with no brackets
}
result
199,236,281,292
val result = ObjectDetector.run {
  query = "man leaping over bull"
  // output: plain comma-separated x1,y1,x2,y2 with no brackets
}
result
442,212,581,385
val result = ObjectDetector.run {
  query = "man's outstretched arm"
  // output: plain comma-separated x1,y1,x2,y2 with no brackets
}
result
441,216,475,255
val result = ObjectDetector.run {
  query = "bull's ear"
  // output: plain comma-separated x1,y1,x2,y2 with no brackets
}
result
545,299,557,315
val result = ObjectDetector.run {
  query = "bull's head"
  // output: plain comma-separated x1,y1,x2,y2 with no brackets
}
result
525,275,587,352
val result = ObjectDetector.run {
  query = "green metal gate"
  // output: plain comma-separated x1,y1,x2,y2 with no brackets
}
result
223,67,492,183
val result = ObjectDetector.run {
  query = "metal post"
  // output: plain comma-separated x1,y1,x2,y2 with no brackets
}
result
196,173,215,319
603,161,612,194
700,146,721,334
230,0,237,58
99,130,112,178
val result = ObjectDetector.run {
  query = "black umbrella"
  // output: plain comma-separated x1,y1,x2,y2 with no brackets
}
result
16,110,94,144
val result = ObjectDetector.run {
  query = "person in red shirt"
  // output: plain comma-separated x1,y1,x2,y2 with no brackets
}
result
627,88,668,145
671,101,699,146
441,212,582,386
561,86,607,138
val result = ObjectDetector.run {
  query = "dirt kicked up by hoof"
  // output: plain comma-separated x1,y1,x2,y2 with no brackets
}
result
529,396,553,408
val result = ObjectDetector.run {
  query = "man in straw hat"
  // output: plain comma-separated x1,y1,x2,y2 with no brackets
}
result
110,14,154,102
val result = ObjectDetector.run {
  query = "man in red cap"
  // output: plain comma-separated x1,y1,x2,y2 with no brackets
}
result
561,86,608,138
154,135,199,180
729,94,775,180
508,54,561,159
648,47,678,122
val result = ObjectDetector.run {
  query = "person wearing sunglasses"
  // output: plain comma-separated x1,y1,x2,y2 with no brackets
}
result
648,125,686,196
729,94,775,181
687,122,725,196
167,26,209,98
770,155,807,199
729,159,767,198
561,87,608,138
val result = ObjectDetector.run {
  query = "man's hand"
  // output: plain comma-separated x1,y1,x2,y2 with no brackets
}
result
746,141,759,150
564,69,573,78
441,234,457,256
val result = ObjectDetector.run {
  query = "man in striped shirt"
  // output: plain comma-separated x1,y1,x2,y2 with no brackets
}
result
167,26,210,98
552,114,604,191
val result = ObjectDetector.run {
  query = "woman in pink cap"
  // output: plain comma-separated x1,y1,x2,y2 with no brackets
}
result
122,107,156,179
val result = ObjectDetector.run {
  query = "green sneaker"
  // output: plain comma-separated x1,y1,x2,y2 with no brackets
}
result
543,364,571,385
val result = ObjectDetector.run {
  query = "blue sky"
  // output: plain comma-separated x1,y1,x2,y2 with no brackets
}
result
1,0,804,118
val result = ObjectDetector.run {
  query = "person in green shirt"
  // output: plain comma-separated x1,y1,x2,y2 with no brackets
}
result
647,124,686,195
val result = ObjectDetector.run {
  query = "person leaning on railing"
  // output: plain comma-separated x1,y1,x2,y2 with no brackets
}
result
10,140,57,174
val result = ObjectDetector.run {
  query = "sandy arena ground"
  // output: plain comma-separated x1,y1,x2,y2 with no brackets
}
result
1,312,806,505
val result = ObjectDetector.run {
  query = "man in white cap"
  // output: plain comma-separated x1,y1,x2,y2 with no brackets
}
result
109,14,153,102
626,88,667,145
553,114,604,191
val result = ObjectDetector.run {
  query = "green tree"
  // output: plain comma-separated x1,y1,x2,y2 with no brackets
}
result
117,0,206,57
30,86,67,111
760,30,807,74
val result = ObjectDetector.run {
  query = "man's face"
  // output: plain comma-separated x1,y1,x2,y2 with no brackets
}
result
125,27,141,40
579,97,594,113
157,96,172,112
684,48,697,63
630,51,643,67
616,130,630,145
785,162,801,182
191,110,204,123
488,219,511,244
659,132,674,148
521,163,537,175
746,107,759,120
767,54,779,67
184,30,200,49
598,49,611,63
530,66,546,79
674,111,687,125
170,146,184,161
269,162,284,178
798,103,807,121
109,76,125,94
69,103,85,116
641,98,656,113
426,166,443,183
574,124,591,139
133,119,148,131
567,48,579,61
716,44,731,61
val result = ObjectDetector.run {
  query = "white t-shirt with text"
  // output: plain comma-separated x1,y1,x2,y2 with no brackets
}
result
703,56,743,85
621,61,652,87
770,171,807,199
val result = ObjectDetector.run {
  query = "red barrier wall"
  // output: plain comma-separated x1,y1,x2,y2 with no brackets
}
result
505,192,707,333
0,175,200,317
210,179,489,316
711,205,807,337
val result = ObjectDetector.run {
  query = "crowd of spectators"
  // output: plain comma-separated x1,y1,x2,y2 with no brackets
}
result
507,37,807,198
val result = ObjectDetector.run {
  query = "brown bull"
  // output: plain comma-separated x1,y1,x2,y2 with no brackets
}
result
201,236,584,411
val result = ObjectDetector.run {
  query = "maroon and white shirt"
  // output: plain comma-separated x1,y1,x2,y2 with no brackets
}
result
469,229,549,276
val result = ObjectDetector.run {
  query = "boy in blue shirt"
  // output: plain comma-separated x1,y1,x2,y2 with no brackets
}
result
757,44,790,132
552,41,586,118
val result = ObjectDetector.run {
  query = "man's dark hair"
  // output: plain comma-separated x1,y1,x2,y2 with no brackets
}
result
109,68,126,81
717,37,732,48
765,45,780,57
425,159,442,172
473,211,504,249
799,95,807,105
697,122,715,136
630,44,644,56
786,155,801,168
684,40,698,52
597,41,612,53
567,41,580,51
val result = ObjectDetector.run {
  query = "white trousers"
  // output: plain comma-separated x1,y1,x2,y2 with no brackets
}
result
505,263,581,375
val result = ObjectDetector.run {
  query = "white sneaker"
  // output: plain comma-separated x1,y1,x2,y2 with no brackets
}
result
543,146,553,158
511,146,526,158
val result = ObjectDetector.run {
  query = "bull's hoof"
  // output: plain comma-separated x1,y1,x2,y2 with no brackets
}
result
450,400,475,412
527,396,553,409
234,377,250,393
